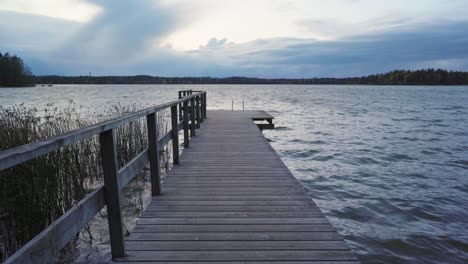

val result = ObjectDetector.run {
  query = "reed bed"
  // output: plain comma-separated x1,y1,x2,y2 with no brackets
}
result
0,103,171,261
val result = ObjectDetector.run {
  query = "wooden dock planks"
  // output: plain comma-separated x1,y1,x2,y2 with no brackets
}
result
117,110,359,263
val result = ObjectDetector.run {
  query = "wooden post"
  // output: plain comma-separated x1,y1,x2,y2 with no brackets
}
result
183,100,189,147
200,94,205,117
200,95,204,123
178,91,182,121
195,95,201,128
146,113,161,196
171,105,180,164
203,93,207,118
199,94,203,120
190,98,196,136
99,129,126,259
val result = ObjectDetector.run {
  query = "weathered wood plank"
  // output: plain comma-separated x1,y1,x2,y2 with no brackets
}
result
159,190,306,196
143,205,317,212
117,149,149,190
140,212,324,218
131,224,336,233
136,217,331,225
121,110,358,263
162,184,301,188
158,130,172,148
125,241,350,251
121,250,358,262
4,187,105,264
145,200,314,206
150,195,312,201
163,178,298,183
119,261,360,264
127,232,344,241
162,181,299,186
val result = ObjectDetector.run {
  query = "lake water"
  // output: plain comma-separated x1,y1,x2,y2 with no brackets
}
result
1,85,467,263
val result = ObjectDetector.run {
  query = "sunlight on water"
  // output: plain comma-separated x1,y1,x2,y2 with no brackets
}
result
1,84,467,263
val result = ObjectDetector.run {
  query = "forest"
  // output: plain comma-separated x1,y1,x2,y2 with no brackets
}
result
36,69,468,85
2,51,468,86
0,53,35,87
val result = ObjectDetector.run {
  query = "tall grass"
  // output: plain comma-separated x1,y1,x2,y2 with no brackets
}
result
0,103,170,261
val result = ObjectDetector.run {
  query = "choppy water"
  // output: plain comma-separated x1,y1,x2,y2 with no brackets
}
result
1,85,467,263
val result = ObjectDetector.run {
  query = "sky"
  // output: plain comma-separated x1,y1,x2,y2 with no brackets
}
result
1,0,468,77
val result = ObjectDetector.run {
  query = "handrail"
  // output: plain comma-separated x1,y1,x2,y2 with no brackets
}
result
0,92,205,171
1,91,207,263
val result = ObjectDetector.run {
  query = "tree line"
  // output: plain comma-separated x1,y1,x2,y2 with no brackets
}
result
0,52,35,87
36,69,468,85
2,51,468,86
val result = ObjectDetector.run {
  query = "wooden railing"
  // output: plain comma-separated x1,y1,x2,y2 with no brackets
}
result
0,91,207,263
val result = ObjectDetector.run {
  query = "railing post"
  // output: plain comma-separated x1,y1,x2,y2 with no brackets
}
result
183,100,189,147
203,93,207,118
200,95,204,123
179,91,186,121
99,129,126,259
171,105,180,164
190,97,196,136
146,113,161,196
195,95,201,128
177,91,182,118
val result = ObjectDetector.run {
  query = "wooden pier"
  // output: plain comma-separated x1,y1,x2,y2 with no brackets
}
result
0,91,359,263
121,110,358,263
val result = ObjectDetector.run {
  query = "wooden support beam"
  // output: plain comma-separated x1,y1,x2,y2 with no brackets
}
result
203,93,207,118
190,98,196,136
257,123,275,131
99,129,126,259
171,105,180,165
183,100,189,147
199,95,204,123
178,91,183,121
195,96,201,128
146,113,161,196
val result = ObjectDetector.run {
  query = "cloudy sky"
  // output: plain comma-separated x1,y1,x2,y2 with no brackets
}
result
1,0,468,77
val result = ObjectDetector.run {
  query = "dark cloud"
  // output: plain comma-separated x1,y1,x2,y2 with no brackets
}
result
55,1,185,62
1,3,467,77
0,10,81,74
202,20,468,77
0,1,201,75
0,11,79,52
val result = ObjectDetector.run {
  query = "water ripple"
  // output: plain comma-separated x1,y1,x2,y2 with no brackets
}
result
2,84,468,264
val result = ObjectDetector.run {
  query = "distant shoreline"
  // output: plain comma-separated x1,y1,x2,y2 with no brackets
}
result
31,83,468,86
34,69,468,86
